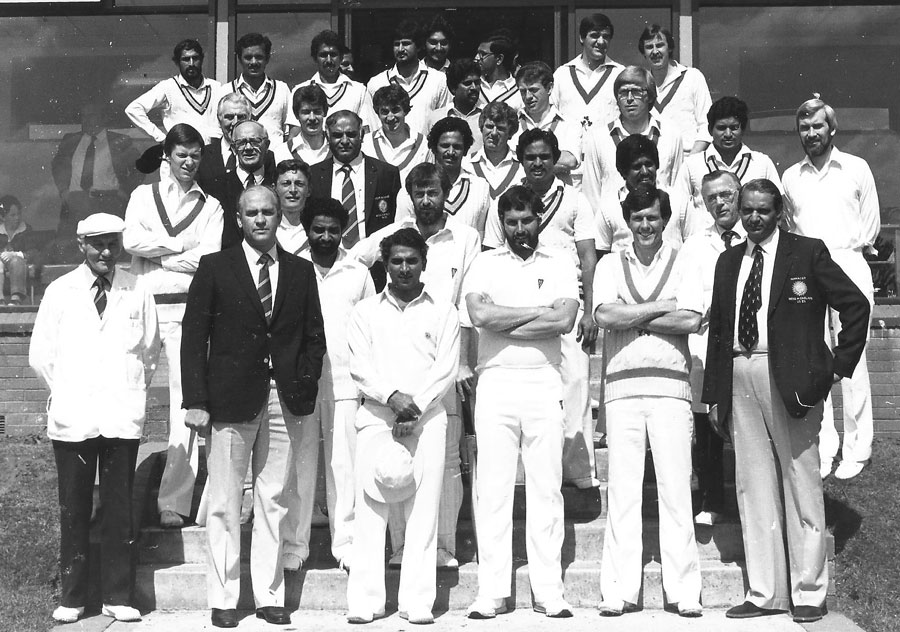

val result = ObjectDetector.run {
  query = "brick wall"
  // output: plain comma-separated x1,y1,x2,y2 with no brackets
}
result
3,316,900,437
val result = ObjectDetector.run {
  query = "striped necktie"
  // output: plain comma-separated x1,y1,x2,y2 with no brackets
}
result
738,244,764,352
93,275,109,318
257,252,273,323
340,164,360,248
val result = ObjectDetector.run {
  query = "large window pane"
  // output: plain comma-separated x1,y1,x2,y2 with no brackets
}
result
235,12,332,88
699,5,900,300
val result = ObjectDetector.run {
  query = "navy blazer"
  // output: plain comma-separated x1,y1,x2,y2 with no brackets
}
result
703,230,870,421
181,244,326,422
196,138,278,249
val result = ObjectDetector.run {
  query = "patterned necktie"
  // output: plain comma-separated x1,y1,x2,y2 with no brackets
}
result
81,135,96,191
738,244,764,352
340,164,360,248
257,253,273,323
93,275,109,318
721,230,739,247
245,172,255,189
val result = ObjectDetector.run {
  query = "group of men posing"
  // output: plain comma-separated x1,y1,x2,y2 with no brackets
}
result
33,10,877,628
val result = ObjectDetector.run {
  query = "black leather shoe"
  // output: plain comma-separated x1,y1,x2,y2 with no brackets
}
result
256,606,291,625
211,608,238,628
793,603,827,623
725,601,784,619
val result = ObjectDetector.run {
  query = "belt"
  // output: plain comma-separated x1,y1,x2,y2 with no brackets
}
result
153,292,189,304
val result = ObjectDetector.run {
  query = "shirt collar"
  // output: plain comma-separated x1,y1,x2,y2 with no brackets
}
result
745,227,779,256
448,104,482,118
236,74,274,92
706,143,752,167
800,145,844,173
499,240,551,262
656,61,688,89
519,105,563,129
388,60,426,81
468,147,517,168
481,74,515,90
611,113,663,137
80,262,115,288
0,222,26,240
380,284,433,310
175,73,213,90
570,54,620,75
163,173,206,200
334,153,364,174
624,241,671,265
237,163,265,182
242,239,279,265
311,71,351,86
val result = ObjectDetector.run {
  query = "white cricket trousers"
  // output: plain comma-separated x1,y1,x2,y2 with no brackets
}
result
347,403,447,616
819,250,874,465
602,396,701,606
473,366,566,604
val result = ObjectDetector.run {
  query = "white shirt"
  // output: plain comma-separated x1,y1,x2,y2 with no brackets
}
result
216,75,292,151
288,73,377,131
551,56,623,129
681,143,783,215
361,128,430,183
29,265,161,442
733,229,779,353
69,131,120,192
330,155,367,237
464,147,524,201
367,61,450,136
300,248,375,400
348,213,482,324
125,74,221,143
427,103,484,155
476,74,524,113
511,105,583,165
273,133,331,166
396,175,491,237
348,287,460,416
463,244,579,371
782,146,880,253
582,113,684,210
594,184,702,252
123,176,224,320
484,178,597,276
277,215,308,255
241,239,280,301
651,63,712,151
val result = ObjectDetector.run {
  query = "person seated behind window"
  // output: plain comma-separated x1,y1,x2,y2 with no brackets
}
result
0,195,35,305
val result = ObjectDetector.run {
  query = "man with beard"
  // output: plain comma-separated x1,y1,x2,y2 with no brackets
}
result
281,196,375,572
367,20,450,136
681,97,782,213
288,30,376,134
197,119,277,249
427,58,484,155
126,39,221,144
593,184,703,617
349,162,480,568
593,134,700,255
552,13,623,130
783,97,879,481
483,129,599,488
465,102,524,206
124,124,223,530
397,117,491,236
278,85,332,166
464,185,579,619
677,170,746,526
582,66,683,209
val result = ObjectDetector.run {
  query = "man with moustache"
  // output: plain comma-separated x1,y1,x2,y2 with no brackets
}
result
703,178,869,622
427,59,484,155
281,196,375,572
127,39,221,144
464,185,579,619
367,20,450,136
308,110,401,287
465,102,524,205
182,185,326,628
288,30,376,134
396,117,491,236
349,162,481,568
484,129,599,489
782,97,879,481
552,13,623,130
582,66,683,209
198,119,277,249
677,170,745,525
593,184,703,617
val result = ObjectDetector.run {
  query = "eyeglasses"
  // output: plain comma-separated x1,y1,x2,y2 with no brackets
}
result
704,190,738,205
474,51,495,61
233,137,264,149
616,88,648,101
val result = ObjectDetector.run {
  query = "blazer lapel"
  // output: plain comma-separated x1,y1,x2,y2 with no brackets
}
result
768,230,792,317
364,158,378,224
228,248,267,322
721,248,742,340
270,247,291,323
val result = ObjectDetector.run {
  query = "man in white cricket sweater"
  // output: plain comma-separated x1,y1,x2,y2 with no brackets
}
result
593,184,703,617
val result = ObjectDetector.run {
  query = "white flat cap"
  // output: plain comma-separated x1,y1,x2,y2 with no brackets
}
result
76,213,125,237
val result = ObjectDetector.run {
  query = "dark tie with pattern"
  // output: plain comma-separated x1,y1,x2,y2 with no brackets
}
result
81,135,96,191
93,275,109,318
340,165,360,248
245,172,255,189
721,230,739,248
738,244,764,352
257,253,273,323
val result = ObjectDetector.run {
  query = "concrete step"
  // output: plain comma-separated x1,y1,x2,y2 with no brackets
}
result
135,559,748,612
137,518,756,566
